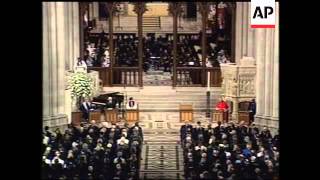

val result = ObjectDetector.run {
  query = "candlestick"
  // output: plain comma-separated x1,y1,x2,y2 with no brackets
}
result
207,71,210,91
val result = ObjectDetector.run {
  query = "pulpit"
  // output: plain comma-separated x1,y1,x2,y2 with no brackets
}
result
89,110,101,123
180,104,193,123
212,110,229,123
126,109,139,123
72,111,82,126
105,108,119,124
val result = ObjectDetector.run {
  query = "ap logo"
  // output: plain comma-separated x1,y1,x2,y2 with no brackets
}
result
251,0,276,28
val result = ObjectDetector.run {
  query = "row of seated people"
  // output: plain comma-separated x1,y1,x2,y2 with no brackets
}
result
81,32,230,69
42,122,143,180
144,34,172,72
180,121,279,180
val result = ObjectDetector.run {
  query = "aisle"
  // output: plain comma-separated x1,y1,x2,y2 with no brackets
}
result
139,130,185,180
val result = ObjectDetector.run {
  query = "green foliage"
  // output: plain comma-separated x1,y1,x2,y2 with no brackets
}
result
68,72,94,99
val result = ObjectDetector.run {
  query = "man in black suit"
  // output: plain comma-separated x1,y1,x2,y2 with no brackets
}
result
80,98,94,122
105,97,115,109
180,122,193,143
248,99,256,124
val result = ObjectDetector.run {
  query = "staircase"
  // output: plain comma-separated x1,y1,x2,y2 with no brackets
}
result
143,17,161,31
104,86,221,112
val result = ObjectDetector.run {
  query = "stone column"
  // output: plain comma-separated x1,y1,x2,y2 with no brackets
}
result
65,2,80,70
73,3,80,66
235,2,255,63
49,2,58,116
79,3,86,59
241,3,248,57
43,2,50,117
264,29,272,117
247,2,255,58
235,2,243,63
56,2,66,114
255,29,266,117
271,3,279,130
43,2,80,130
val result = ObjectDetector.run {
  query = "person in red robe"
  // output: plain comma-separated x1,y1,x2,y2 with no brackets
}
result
215,98,229,122
215,99,229,111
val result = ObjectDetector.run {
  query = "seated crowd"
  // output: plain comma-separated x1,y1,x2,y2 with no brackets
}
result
42,122,143,180
81,31,231,71
180,121,279,180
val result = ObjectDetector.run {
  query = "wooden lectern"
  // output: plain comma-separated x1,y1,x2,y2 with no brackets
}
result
105,109,118,124
212,110,229,123
72,111,82,126
126,109,139,123
238,111,250,125
238,101,251,125
180,104,193,123
89,111,101,123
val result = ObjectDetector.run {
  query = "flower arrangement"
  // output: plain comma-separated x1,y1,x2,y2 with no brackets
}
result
68,72,94,105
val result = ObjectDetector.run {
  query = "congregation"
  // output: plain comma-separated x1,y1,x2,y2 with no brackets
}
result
180,121,279,180
42,122,143,180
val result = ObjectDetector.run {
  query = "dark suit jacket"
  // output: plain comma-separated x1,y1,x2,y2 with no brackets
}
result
248,102,256,115
79,102,93,119
105,100,115,109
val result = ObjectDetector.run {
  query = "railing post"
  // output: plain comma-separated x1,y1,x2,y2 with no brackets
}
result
133,3,147,88
199,2,208,87
106,2,116,86
169,3,183,88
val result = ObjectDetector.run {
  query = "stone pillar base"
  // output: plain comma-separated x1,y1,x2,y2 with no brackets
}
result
43,114,69,132
255,115,279,135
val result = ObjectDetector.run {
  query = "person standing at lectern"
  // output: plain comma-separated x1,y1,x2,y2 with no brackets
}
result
126,97,137,110
215,98,229,123
80,98,94,122
248,99,256,124
215,98,229,111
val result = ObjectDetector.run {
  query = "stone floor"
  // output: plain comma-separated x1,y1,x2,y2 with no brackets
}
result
137,111,217,180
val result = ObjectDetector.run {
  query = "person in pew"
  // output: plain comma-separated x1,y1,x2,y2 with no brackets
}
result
126,97,137,110
79,98,95,122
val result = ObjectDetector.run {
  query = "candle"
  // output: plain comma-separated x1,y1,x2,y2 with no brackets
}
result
207,71,210,91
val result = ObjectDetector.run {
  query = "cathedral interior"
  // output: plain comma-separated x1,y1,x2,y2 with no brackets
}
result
42,2,279,180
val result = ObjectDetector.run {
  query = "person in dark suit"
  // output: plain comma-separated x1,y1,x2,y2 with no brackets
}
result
105,97,115,109
79,98,94,122
180,122,193,143
248,99,256,124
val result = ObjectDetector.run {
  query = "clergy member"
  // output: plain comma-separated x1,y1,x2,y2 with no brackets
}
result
126,97,137,110
215,98,229,123
215,98,229,112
